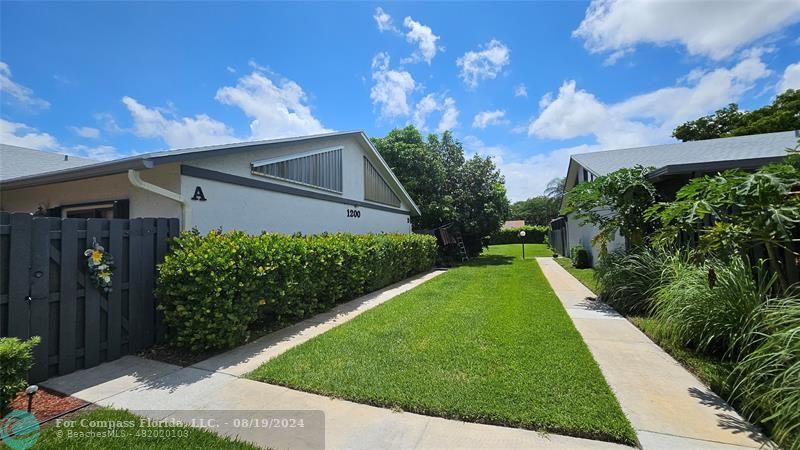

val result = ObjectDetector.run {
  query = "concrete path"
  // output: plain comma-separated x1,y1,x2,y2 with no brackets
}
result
44,268,628,450
536,257,774,450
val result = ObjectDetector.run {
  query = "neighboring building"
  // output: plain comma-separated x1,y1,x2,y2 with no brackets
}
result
501,219,525,230
551,130,799,265
0,131,420,235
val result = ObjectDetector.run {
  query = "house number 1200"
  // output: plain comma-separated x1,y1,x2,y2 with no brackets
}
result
346,209,361,218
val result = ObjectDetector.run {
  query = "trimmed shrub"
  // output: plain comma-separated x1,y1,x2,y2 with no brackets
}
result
570,245,591,268
489,225,548,245
157,230,437,351
0,336,40,413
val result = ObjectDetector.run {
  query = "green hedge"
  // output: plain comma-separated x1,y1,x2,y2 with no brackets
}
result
570,245,591,269
489,225,548,245
156,231,437,351
1,336,39,413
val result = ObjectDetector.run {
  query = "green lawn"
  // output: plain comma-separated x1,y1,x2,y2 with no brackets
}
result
555,257,600,294
248,244,636,444
33,408,257,449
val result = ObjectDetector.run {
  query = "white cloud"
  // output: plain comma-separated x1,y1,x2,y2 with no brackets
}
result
216,70,330,140
0,61,50,109
514,83,528,98
412,94,438,131
529,52,771,149
0,118,59,150
70,126,100,139
437,97,459,132
457,39,511,89
370,52,416,118
411,94,459,132
402,16,441,64
122,96,237,149
226,66,236,73
70,144,122,161
574,0,800,62
374,7,397,33
1,118,121,161
463,135,594,201
778,62,800,93
472,110,507,129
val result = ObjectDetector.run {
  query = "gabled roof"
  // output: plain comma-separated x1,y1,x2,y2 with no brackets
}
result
571,130,798,177
0,144,97,181
0,131,421,216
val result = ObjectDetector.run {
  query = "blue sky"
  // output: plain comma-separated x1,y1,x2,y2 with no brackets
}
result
2,1,800,201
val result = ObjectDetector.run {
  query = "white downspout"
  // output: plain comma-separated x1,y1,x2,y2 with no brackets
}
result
127,169,192,230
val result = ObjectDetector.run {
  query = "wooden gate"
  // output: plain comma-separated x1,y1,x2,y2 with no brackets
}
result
0,212,179,382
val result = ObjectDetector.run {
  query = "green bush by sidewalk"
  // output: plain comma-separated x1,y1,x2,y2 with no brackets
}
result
570,245,590,268
0,336,39,414
489,225,548,245
156,230,437,351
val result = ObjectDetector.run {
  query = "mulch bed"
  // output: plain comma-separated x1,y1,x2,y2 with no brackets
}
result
8,387,89,423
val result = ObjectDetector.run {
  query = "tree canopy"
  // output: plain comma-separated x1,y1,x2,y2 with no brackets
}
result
672,89,800,142
509,177,566,226
371,126,510,256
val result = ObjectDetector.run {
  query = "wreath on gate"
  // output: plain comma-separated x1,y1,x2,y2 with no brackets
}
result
85,238,115,293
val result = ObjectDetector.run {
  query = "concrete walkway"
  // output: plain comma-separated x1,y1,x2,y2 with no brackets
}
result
43,268,627,450
536,258,773,450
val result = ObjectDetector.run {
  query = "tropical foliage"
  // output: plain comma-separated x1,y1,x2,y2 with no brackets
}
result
563,166,658,252
648,156,800,290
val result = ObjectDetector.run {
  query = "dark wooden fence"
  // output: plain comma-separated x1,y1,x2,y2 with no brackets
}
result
0,212,179,382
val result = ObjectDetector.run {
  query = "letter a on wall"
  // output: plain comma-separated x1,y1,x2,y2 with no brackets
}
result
191,186,207,201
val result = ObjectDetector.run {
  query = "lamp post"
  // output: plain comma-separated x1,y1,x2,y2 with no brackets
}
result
519,230,526,259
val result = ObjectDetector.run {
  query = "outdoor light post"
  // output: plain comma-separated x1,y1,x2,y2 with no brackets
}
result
519,230,526,259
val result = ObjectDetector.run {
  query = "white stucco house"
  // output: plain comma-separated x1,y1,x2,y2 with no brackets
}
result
550,130,799,265
0,131,420,235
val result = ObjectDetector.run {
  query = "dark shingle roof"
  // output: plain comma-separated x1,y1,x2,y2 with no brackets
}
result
572,131,799,176
0,144,97,181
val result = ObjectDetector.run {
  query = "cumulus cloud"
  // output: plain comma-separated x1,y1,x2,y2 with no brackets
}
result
370,52,416,118
574,0,800,62
529,51,771,149
514,83,528,98
1,118,121,161
374,7,397,33
412,94,438,131
216,70,331,140
0,118,59,150
411,94,459,132
463,135,594,201
402,16,441,64
0,61,50,110
437,97,459,132
472,110,507,129
70,126,100,139
778,62,800,93
457,39,510,89
122,96,238,149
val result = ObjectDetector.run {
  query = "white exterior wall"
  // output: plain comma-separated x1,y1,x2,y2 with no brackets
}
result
0,164,182,218
566,211,626,266
181,134,412,235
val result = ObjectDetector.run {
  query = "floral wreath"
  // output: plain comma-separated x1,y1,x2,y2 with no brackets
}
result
85,238,115,294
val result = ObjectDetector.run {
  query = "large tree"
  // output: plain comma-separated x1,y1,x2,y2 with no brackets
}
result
510,196,559,226
372,126,509,256
673,89,800,142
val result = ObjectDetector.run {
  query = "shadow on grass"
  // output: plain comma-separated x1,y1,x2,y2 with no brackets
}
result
464,255,515,267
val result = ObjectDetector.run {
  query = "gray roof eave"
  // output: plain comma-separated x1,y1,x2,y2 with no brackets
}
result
0,158,153,190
